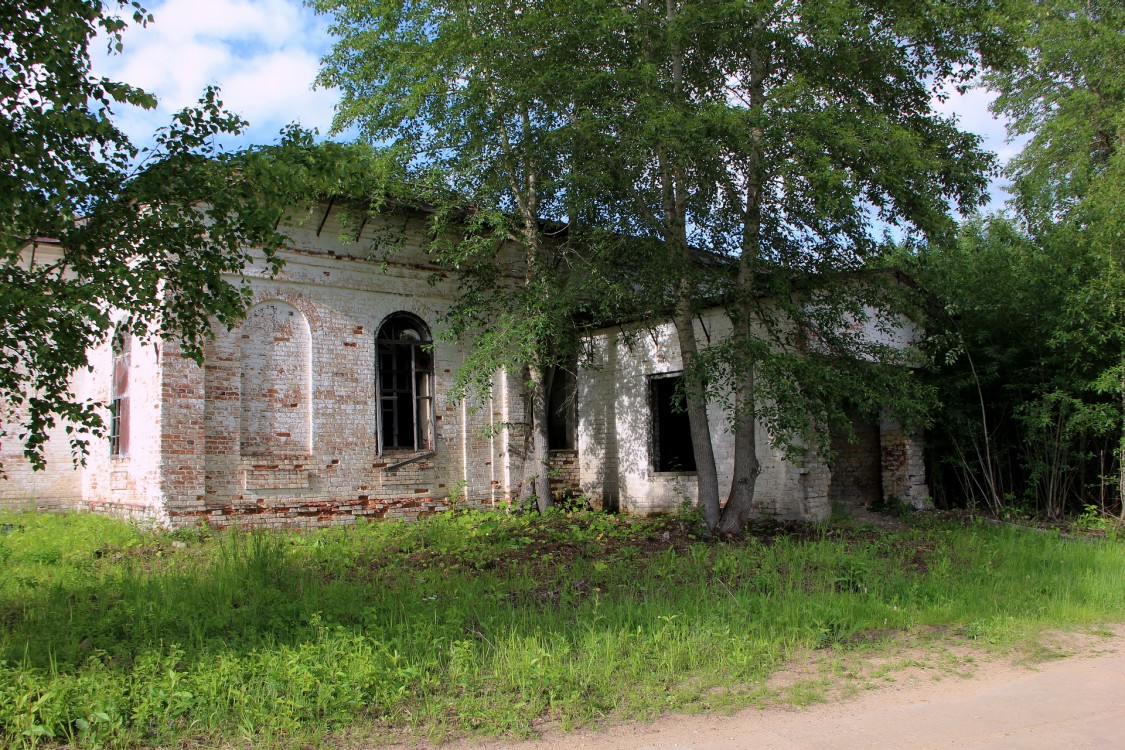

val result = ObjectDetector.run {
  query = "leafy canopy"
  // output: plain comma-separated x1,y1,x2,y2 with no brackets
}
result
0,1,323,470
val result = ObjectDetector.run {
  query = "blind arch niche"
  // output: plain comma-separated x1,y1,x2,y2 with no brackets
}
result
240,300,312,456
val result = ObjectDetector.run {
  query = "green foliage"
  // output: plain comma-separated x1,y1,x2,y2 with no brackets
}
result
995,0,1124,515
314,0,641,508
1075,504,1118,533
915,0,1124,518
314,0,1021,528
544,0,1024,530
911,217,1123,516
1,510,1123,747
0,1,326,473
693,317,936,460
593,0,1021,253
989,0,1125,231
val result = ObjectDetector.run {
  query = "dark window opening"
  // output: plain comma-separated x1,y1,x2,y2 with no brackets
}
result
376,313,434,452
650,374,695,472
547,366,577,450
109,329,130,457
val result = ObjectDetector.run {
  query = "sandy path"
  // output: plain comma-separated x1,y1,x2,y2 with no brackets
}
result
429,624,1125,750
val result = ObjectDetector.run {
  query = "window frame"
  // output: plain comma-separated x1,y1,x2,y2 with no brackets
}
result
109,329,130,458
375,313,435,454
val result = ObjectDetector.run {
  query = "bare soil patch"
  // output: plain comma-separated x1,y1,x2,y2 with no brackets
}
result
374,623,1125,750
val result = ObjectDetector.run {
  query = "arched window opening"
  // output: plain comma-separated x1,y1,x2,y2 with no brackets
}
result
376,313,434,452
109,327,130,457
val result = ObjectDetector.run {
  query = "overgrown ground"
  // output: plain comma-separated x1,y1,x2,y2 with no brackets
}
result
0,508,1122,749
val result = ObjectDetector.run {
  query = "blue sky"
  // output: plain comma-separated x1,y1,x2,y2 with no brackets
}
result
92,0,339,147
93,0,1021,213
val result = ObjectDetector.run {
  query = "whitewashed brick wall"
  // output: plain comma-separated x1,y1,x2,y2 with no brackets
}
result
149,207,529,528
1,326,165,520
0,205,530,528
578,307,928,520
0,418,82,511
77,330,166,521
1,204,927,526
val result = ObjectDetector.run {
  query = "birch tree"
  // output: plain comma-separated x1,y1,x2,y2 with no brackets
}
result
313,0,621,509
314,0,1019,528
579,0,1019,532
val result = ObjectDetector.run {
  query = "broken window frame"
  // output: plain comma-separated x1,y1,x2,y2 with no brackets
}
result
375,313,435,454
109,328,130,457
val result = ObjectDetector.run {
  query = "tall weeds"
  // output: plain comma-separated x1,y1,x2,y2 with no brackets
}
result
0,510,1122,748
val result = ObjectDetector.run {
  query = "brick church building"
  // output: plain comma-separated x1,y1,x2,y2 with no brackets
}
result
0,201,929,527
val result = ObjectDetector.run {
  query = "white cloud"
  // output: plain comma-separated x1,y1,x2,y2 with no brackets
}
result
221,48,337,133
91,0,340,148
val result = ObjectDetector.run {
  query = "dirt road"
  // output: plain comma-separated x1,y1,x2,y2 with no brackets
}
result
441,625,1125,750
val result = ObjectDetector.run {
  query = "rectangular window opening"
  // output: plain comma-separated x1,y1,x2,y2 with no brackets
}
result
547,366,577,451
110,335,130,457
650,373,696,473
109,398,122,456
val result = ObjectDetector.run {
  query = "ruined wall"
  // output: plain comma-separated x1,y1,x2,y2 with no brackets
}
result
239,300,312,457
0,206,528,528
828,411,931,512
1,208,926,527
576,333,619,510
828,412,883,509
155,206,526,528
549,449,581,500
578,314,834,520
0,242,78,510
0,414,81,512
0,327,164,519
578,302,923,521
879,415,931,509
76,330,166,521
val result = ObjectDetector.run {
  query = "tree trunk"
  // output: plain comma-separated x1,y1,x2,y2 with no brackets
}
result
719,309,761,535
527,359,553,512
514,365,535,509
672,298,721,530
718,38,768,536
648,0,720,530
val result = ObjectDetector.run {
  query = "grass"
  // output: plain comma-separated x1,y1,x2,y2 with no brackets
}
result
0,508,1122,748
